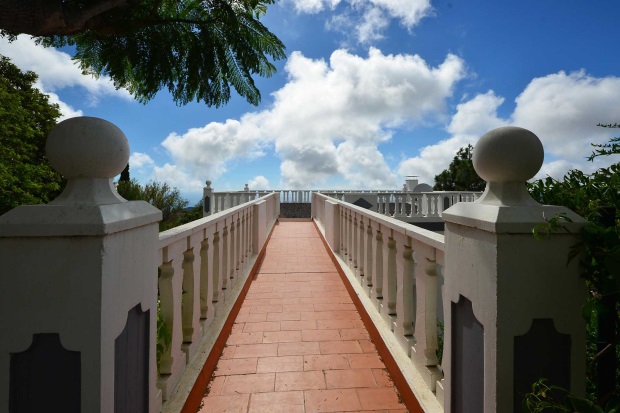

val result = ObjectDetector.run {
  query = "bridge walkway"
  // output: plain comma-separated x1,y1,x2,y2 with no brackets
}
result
197,220,408,413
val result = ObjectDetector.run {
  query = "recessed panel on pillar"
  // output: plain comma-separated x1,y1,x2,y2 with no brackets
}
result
451,295,484,413
10,333,81,413
514,318,571,412
115,304,150,413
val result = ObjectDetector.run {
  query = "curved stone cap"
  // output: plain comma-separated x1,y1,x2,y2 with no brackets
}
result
46,117,129,206
472,126,544,207
473,126,544,184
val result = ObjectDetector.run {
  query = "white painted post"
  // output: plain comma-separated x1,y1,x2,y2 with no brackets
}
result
203,180,213,217
323,200,340,252
0,117,162,412
253,200,267,254
442,126,587,412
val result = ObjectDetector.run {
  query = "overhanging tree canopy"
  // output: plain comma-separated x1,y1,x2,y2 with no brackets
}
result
0,0,286,106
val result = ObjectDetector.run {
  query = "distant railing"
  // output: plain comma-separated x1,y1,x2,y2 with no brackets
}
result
205,184,480,219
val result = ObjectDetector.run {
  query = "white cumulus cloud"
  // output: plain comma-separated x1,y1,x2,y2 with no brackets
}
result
157,48,465,192
398,71,620,185
248,176,270,189
129,152,155,170
291,0,432,44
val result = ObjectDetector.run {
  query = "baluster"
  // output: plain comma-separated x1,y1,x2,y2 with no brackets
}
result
340,208,345,255
394,240,415,354
352,215,359,270
211,231,220,302
158,258,175,375
229,219,236,285
412,245,441,390
396,196,403,217
248,209,253,255
182,240,196,343
241,208,248,266
372,226,384,304
357,217,365,283
199,234,210,320
364,221,373,292
236,215,242,271
381,234,397,328
221,224,228,290
348,213,354,268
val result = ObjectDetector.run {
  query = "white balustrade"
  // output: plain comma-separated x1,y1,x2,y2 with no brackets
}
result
156,192,278,407
313,192,446,412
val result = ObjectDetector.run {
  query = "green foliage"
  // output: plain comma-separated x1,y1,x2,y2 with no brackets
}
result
117,178,191,231
156,299,172,373
528,128,620,407
436,320,444,365
30,0,286,107
523,379,620,413
0,55,64,215
433,144,485,191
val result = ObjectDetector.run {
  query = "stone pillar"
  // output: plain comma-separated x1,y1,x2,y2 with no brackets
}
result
442,126,587,413
323,200,340,252
203,180,213,217
0,117,162,413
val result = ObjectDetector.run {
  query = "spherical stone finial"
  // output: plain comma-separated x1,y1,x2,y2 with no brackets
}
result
473,126,544,183
206,180,212,188
46,117,129,179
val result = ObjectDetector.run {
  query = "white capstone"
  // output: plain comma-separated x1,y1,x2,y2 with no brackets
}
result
46,116,129,178
45,117,130,205
473,126,543,183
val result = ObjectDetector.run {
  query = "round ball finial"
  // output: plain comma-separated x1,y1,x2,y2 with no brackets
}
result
473,126,544,183
206,180,212,188
46,117,129,179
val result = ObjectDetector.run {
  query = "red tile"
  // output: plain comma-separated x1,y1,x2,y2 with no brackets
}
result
372,369,394,387
249,391,304,413
302,329,341,342
347,353,385,369
266,312,301,322
325,369,377,389
358,339,377,353
214,358,258,376
221,373,275,395
278,341,321,356
198,394,249,413
339,328,370,340
233,343,278,359
303,354,350,371
235,313,268,323
262,330,303,343
315,319,360,330
228,332,264,345
256,355,304,373
357,388,405,410
242,321,281,333
250,305,283,314
319,340,363,355
274,371,326,391
304,389,361,412
280,320,317,330
205,376,225,396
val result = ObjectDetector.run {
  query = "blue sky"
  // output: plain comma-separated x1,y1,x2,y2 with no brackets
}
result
2,0,620,204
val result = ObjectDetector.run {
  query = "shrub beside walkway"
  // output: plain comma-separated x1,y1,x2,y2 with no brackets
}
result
198,220,407,413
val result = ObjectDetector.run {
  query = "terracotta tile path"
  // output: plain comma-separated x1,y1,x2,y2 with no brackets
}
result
197,221,408,413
